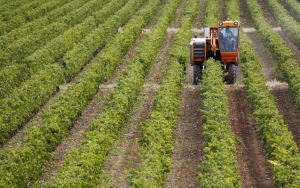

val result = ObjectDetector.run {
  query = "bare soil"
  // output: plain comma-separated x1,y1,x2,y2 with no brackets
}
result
276,30,300,64
193,0,206,30
169,0,188,28
226,86,274,188
246,32,277,81
269,85,300,150
256,0,279,28
165,83,204,188
219,0,227,22
238,0,252,28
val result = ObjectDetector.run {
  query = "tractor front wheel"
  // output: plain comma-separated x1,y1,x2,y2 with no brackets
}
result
227,64,236,84
193,64,201,85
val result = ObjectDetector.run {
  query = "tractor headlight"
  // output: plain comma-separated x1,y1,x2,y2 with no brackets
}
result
234,22,238,25
219,22,223,26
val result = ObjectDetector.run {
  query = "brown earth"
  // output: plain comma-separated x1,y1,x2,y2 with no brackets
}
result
226,86,274,188
169,0,188,28
269,84,300,150
256,0,279,28
245,32,277,81
219,0,228,22
165,83,204,188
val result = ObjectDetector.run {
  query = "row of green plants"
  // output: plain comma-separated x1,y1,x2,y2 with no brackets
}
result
227,0,300,186
198,59,241,187
0,0,71,35
0,0,162,186
245,0,300,111
0,0,48,22
0,64,28,100
1,0,108,67
0,0,142,145
0,0,35,12
277,0,300,24
0,0,120,100
204,0,218,27
56,0,139,80
0,0,90,50
197,1,240,186
40,1,184,186
263,0,300,49
128,0,199,187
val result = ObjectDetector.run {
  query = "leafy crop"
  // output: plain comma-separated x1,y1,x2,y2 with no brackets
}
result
0,0,162,186
198,58,241,187
204,0,218,27
263,0,300,49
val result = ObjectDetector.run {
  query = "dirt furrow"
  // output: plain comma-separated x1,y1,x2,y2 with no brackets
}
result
269,85,300,150
165,83,204,188
169,0,188,28
193,0,206,30
227,86,274,188
219,0,227,21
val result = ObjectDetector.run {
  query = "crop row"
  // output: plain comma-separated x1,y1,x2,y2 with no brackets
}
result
277,0,300,24
263,0,300,49
198,59,241,187
228,0,300,186
0,0,35,12
0,0,90,50
196,0,241,186
41,1,184,186
0,0,143,144
0,0,72,35
204,0,218,27
0,0,48,22
0,0,124,100
128,0,199,187
1,0,109,67
0,0,162,187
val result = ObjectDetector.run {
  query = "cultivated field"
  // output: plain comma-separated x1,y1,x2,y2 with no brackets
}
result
1,0,300,187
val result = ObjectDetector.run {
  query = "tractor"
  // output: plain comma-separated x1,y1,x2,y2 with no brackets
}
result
190,18,240,85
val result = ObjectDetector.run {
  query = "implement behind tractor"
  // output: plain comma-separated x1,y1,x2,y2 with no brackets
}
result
190,18,240,84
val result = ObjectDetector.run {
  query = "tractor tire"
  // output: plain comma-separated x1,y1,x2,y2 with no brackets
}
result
193,64,201,85
227,64,236,84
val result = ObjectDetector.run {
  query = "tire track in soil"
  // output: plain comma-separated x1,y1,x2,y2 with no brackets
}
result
245,32,277,81
169,0,188,29
226,86,274,188
103,32,177,187
165,82,204,188
269,85,300,150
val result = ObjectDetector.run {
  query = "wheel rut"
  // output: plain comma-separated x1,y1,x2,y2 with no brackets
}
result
165,69,204,188
226,86,274,188
269,85,300,150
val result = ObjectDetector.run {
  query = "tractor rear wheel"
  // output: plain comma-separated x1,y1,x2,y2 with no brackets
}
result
193,64,201,85
227,64,236,84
